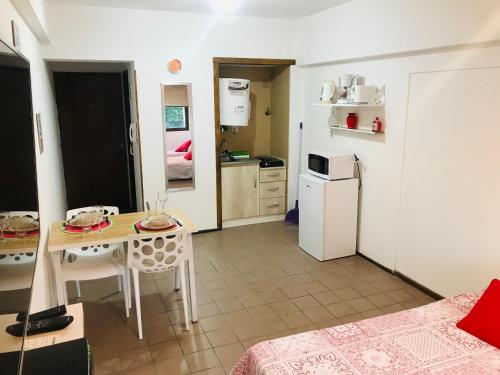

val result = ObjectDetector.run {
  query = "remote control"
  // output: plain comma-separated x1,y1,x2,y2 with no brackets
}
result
6,316,74,337
16,305,67,322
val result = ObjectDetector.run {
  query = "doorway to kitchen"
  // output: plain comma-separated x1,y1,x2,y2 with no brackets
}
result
213,57,296,229
50,61,143,213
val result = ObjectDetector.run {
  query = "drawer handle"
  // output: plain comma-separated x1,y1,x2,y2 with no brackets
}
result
267,187,280,192
267,173,280,177
266,204,280,208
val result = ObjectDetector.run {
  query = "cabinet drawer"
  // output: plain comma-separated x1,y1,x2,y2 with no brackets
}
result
260,197,286,215
260,181,286,198
260,168,286,182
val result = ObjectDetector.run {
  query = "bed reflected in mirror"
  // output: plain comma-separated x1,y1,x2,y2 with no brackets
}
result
0,38,40,361
161,83,195,191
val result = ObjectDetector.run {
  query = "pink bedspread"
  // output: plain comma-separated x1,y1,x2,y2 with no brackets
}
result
231,293,499,374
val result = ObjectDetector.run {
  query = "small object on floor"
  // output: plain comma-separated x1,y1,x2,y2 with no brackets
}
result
6,316,74,337
285,200,299,224
16,305,67,322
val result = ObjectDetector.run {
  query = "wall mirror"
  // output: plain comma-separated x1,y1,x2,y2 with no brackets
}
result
0,38,40,370
161,83,195,191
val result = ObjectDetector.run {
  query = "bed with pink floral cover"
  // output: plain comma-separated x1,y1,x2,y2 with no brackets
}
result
231,293,499,374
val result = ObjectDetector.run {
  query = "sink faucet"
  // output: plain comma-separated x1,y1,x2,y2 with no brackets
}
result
220,139,227,154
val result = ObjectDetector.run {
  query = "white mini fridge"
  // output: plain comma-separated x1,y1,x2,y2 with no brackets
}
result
299,174,358,261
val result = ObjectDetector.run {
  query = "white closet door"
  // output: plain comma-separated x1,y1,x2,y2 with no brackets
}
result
397,67,500,297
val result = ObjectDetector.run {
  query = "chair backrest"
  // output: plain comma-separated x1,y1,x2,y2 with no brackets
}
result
65,206,120,259
127,229,188,273
8,211,39,220
66,206,119,220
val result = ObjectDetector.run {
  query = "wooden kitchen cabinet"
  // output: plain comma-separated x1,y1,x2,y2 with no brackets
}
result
222,164,260,220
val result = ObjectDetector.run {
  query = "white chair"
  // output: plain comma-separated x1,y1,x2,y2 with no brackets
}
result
0,211,39,292
127,229,190,339
61,206,129,316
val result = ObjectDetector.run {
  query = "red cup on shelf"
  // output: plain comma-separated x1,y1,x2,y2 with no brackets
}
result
347,113,358,129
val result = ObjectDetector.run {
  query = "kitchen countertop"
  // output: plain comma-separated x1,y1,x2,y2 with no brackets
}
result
221,158,261,167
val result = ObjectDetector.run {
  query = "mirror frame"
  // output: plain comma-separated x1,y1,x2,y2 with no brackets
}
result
160,82,196,193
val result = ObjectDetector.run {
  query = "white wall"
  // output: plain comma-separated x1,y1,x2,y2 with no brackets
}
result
295,0,500,296
1,0,66,311
43,4,295,231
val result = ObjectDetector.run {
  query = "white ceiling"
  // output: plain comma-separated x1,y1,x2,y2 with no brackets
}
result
48,0,351,19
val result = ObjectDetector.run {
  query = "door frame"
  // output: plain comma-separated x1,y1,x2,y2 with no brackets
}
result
213,57,296,229
131,69,145,210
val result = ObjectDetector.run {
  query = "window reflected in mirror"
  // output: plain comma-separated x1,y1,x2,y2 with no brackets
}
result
161,83,195,191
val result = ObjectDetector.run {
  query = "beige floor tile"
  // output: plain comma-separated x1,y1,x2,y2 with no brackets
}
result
179,333,212,354
144,325,177,345
197,303,222,318
209,288,237,302
315,319,341,329
381,304,406,314
346,297,377,312
334,287,362,301
280,285,308,298
119,347,153,372
360,308,385,319
153,357,190,375
199,315,230,332
270,300,299,315
185,349,221,372
292,295,320,310
126,363,157,375
280,311,313,329
142,312,171,330
312,291,341,306
385,289,415,303
150,340,184,362
302,306,335,323
223,310,252,327
173,322,204,338
192,367,226,375
94,356,121,375
215,299,244,313
292,273,315,284
401,298,432,309
325,302,358,318
291,324,317,334
240,336,265,350
272,276,298,288
204,279,229,291
366,293,396,307
262,288,288,303
301,282,328,294
213,342,245,373
351,282,380,296
247,305,277,321
238,293,267,308
339,313,365,324
205,327,239,347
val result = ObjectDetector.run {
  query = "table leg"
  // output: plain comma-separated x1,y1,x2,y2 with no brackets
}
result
51,251,65,305
186,234,197,323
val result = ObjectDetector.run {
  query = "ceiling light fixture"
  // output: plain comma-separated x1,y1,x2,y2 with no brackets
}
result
207,0,242,14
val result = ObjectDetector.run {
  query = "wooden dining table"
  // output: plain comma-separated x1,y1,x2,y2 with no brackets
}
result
47,209,199,322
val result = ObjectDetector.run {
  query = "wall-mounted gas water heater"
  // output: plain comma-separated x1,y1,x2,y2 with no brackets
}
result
219,78,251,126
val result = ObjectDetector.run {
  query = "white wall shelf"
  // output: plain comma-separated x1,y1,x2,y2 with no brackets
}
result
329,126,383,135
313,102,384,108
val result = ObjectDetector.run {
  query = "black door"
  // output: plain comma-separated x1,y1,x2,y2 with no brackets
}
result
54,72,137,213
0,65,38,211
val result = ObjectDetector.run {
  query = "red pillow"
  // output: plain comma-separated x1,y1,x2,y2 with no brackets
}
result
184,150,192,161
456,279,500,348
175,140,191,152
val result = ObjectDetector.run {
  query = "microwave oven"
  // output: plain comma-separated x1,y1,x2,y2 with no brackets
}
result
307,152,355,180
